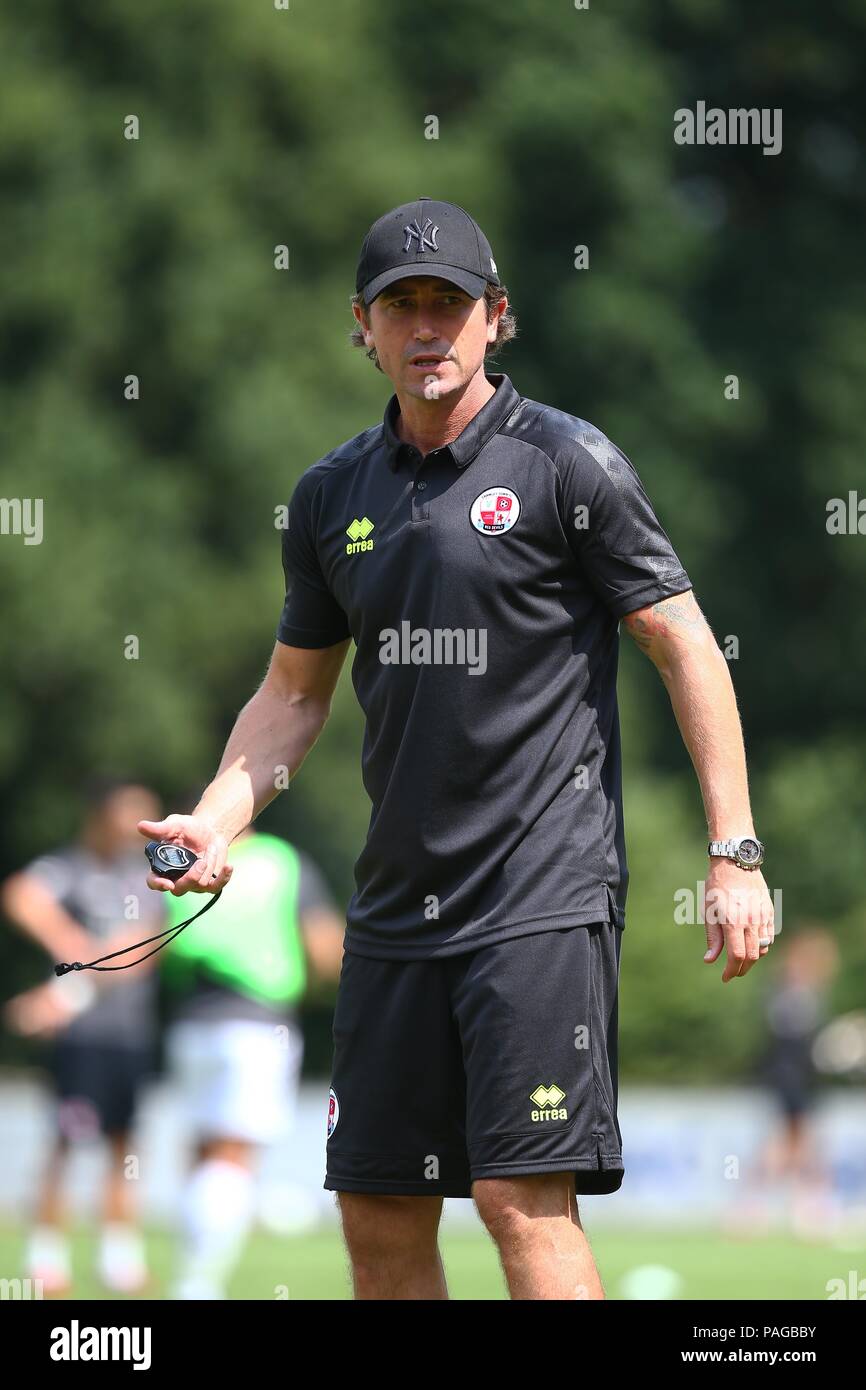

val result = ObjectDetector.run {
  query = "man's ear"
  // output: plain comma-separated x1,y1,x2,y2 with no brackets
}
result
354,303,375,347
487,296,507,343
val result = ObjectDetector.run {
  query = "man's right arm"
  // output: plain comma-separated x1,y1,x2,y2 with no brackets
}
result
1,872,95,965
138,636,351,897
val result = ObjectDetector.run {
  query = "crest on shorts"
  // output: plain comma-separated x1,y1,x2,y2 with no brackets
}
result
327,1087,340,1138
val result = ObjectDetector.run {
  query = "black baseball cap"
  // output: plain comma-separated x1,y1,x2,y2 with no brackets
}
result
355,198,501,307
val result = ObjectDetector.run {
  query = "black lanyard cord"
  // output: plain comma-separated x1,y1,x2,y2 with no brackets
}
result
54,890,223,976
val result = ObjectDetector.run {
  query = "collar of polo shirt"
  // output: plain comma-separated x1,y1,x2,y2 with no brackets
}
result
382,373,522,472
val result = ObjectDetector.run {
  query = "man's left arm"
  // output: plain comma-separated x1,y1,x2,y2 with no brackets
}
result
621,588,775,983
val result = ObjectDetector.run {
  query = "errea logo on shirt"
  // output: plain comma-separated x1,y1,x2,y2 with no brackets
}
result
346,516,375,554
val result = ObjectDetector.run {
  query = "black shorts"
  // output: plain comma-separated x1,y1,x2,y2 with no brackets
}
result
48,1040,155,1139
325,922,624,1198
756,1042,819,1119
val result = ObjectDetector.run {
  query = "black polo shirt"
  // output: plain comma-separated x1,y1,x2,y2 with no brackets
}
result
276,372,692,959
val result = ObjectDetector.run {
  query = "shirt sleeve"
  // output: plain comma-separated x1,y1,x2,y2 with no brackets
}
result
22,850,76,904
296,851,341,921
276,470,351,649
557,433,693,619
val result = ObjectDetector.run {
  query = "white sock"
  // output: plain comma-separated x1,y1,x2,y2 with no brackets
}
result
172,1159,256,1300
26,1225,71,1283
98,1223,147,1289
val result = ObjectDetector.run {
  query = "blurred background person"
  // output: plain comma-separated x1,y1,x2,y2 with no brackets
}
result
730,926,841,1239
159,822,344,1301
1,777,164,1295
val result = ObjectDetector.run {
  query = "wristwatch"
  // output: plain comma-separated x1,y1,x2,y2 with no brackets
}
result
707,835,764,870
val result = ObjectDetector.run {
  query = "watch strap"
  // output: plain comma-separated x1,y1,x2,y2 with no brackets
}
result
707,836,763,868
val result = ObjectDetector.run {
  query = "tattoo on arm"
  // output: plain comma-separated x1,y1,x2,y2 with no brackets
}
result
621,590,710,663
626,615,654,651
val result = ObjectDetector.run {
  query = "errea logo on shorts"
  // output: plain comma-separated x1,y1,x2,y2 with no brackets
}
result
530,1083,568,1122
470,487,520,536
346,517,375,554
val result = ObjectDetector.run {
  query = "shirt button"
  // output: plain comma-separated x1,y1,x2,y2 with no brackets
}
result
416,480,427,491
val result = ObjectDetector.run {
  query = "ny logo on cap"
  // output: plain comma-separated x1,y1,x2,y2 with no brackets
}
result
403,217,439,253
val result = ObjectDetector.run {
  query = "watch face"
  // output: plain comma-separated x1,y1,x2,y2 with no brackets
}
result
738,838,761,864
158,845,189,869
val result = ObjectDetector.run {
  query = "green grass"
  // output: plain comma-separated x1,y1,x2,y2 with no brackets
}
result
3,1222,860,1300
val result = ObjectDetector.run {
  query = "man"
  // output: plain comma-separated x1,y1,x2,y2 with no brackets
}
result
732,927,840,1240
140,197,775,1300
3,777,163,1295
161,825,344,1299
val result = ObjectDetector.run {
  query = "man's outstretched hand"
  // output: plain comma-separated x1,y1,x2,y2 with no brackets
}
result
137,815,234,896
4,981,75,1038
702,862,775,982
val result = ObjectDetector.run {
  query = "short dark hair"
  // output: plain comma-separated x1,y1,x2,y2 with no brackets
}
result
82,774,150,812
349,281,518,372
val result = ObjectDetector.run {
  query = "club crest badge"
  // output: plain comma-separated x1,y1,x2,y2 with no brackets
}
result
327,1087,339,1138
469,486,520,536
